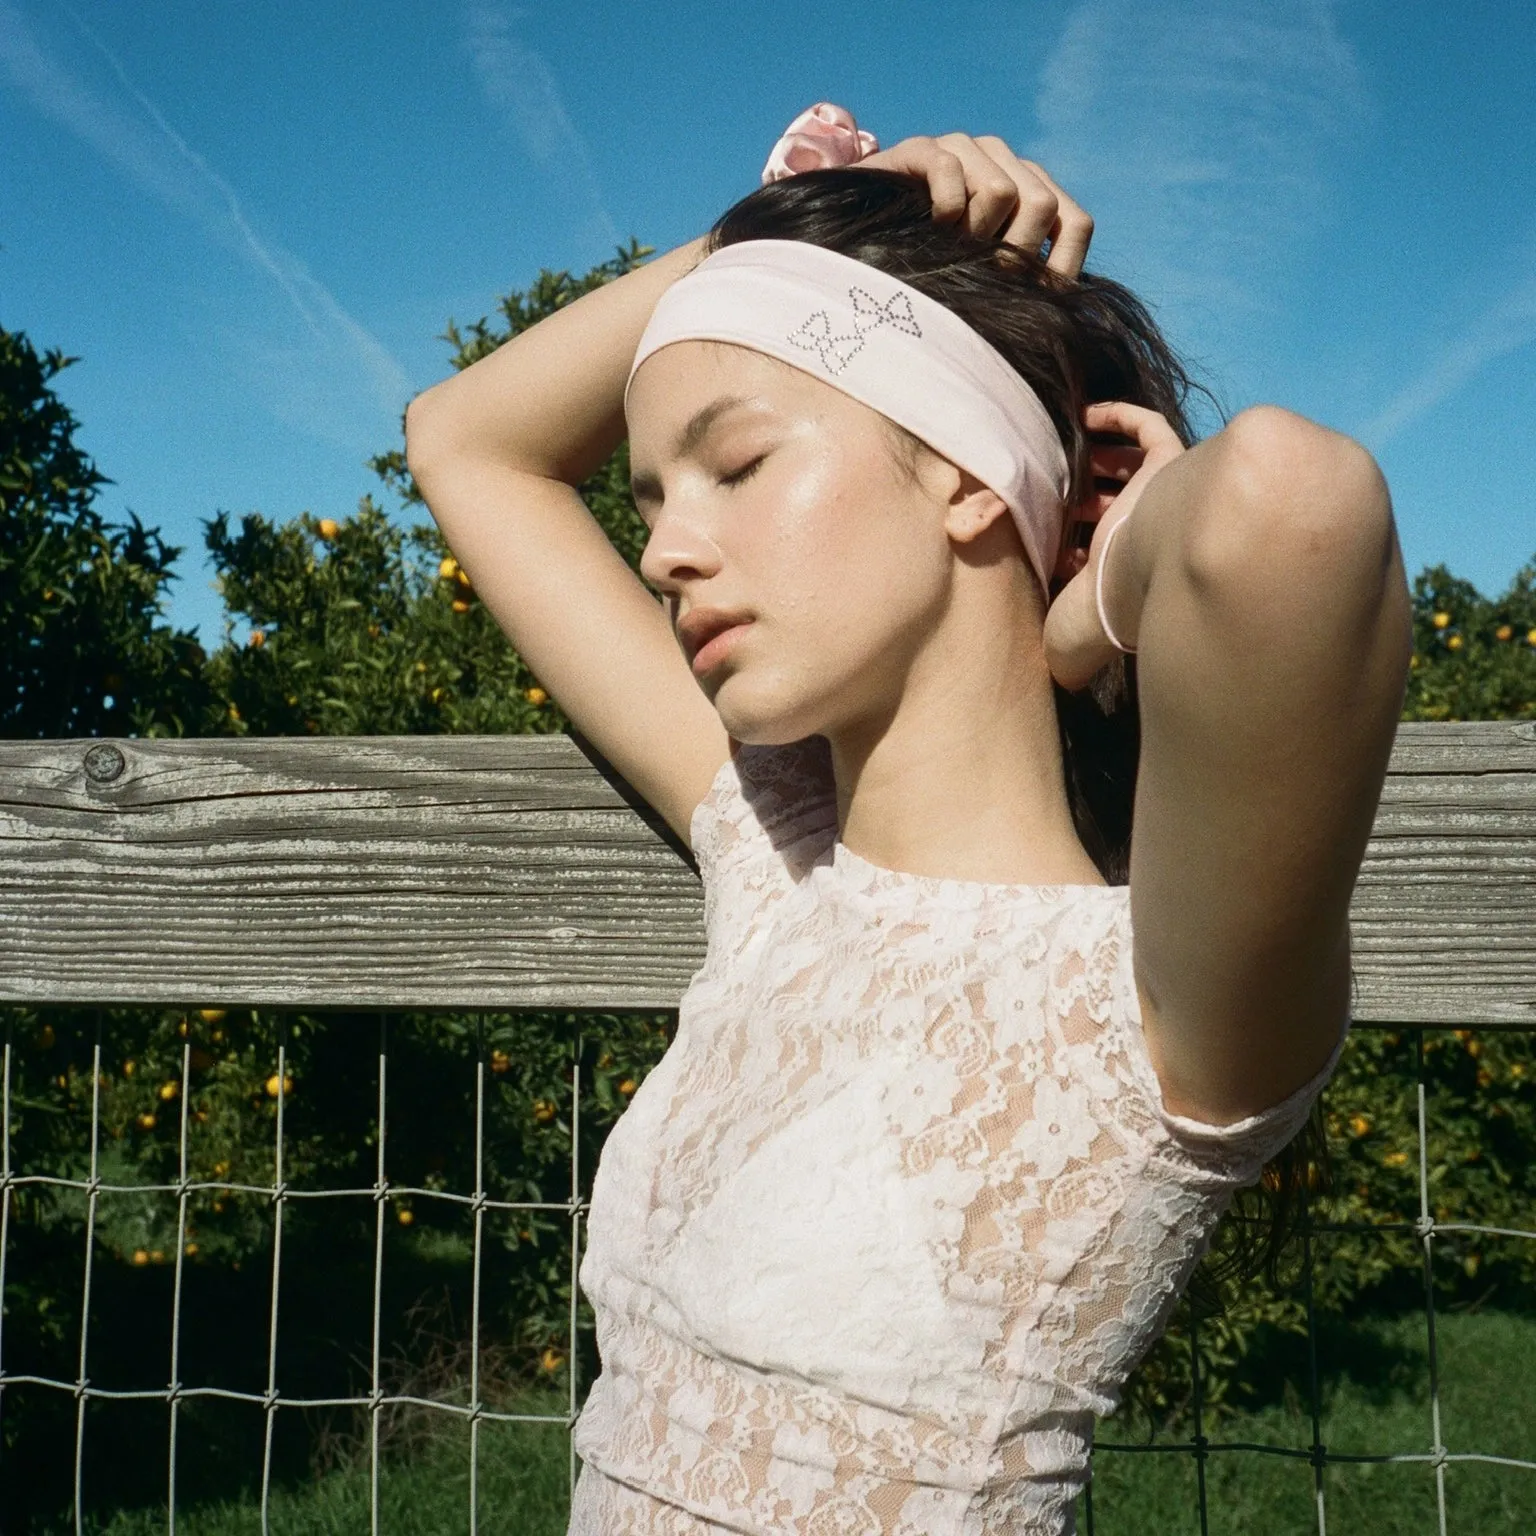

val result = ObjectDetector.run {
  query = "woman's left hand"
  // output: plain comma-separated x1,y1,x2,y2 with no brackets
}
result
854,133,1096,276
1044,401,1186,689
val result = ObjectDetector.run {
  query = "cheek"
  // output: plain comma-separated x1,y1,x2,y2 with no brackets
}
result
748,441,943,653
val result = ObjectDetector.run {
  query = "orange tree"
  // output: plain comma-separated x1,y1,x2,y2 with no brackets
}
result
0,325,212,738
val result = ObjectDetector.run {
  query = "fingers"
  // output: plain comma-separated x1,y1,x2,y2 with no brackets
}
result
1084,401,1184,457
858,133,1094,269
969,139,1093,273
963,137,1056,252
854,138,971,225
1010,157,1094,275
932,134,1026,239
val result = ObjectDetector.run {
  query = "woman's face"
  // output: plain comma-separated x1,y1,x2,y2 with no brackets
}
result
627,340,965,747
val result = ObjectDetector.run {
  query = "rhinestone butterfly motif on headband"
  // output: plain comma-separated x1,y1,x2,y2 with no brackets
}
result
788,285,922,374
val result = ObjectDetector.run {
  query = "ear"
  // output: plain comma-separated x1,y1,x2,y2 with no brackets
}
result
940,468,1013,545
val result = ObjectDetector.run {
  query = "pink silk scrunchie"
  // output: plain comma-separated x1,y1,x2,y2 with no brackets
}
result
761,102,878,184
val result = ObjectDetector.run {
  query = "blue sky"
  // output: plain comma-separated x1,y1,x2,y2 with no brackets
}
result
3,0,1533,645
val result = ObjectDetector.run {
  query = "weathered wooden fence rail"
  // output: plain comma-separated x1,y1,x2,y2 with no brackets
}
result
2,722,1533,1018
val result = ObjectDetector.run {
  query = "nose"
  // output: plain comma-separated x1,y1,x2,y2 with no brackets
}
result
638,506,725,595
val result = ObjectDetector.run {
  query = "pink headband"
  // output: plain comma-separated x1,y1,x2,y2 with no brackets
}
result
625,238,1071,598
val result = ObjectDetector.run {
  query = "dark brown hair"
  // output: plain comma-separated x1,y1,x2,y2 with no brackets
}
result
703,166,1329,1292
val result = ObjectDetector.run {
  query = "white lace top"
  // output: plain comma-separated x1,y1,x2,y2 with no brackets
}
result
569,736,1344,1536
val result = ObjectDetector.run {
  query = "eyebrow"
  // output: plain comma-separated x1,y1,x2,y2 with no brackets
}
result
630,394,756,505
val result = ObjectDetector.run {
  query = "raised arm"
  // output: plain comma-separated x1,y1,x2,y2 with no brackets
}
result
404,235,736,845
1047,403,1414,1123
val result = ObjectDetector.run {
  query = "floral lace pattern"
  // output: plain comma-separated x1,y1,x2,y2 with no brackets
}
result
570,736,1345,1535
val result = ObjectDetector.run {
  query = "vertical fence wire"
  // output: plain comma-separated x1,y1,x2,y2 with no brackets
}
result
569,1028,584,1504
165,1037,193,1535
370,1013,389,1536
0,1021,12,1458
1416,1030,1450,1536
1301,1180,1328,1536
72,1012,104,1536
259,1040,287,1536
1189,1307,1210,1536
469,1014,486,1536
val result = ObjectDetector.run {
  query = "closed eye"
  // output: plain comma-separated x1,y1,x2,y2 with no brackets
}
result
720,455,765,488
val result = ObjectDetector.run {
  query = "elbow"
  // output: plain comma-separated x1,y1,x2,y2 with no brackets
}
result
1186,406,1395,597
403,387,451,493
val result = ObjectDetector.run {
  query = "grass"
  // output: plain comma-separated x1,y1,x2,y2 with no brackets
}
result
1080,1309,1536,1534
54,1310,1536,1536
80,1394,575,1536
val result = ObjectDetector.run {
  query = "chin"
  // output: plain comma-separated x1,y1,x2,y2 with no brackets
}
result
708,672,828,749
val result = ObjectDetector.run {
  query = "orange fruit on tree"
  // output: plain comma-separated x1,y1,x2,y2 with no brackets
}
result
540,1347,565,1373
248,630,266,648
618,1079,637,1097
439,556,460,580
138,1112,157,1130
132,1249,149,1266
1496,624,1514,641
1432,611,1451,629
265,1073,294,1099
317,518,340,540
451,598,472,614
397,1207,415,1227
525,687,547,705
159,1080,179,1101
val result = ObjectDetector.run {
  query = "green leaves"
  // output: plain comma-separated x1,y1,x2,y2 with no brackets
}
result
1,326,213,739
1405,559,1536,720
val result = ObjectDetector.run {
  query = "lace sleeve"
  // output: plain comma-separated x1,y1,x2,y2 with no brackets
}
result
1104,895,1348,1188
687,735,838,956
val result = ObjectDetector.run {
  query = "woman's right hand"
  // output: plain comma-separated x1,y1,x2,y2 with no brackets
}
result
853,133,1095,275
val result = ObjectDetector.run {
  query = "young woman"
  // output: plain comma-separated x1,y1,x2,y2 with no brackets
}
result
406,106,1412,1536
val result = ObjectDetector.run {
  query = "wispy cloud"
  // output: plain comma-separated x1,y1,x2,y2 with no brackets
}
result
463,3,619,251
1031,1,1366,334
0,1,409,424
1361,258,1536,447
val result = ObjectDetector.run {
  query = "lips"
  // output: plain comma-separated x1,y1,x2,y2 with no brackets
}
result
677,607,754,665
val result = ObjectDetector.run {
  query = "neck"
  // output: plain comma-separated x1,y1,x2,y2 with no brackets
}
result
825,607,1107,889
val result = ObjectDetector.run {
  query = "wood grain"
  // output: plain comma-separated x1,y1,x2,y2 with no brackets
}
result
2,723,1531,1022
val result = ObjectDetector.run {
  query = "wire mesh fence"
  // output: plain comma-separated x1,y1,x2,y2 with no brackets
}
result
2,1009,1533,1536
